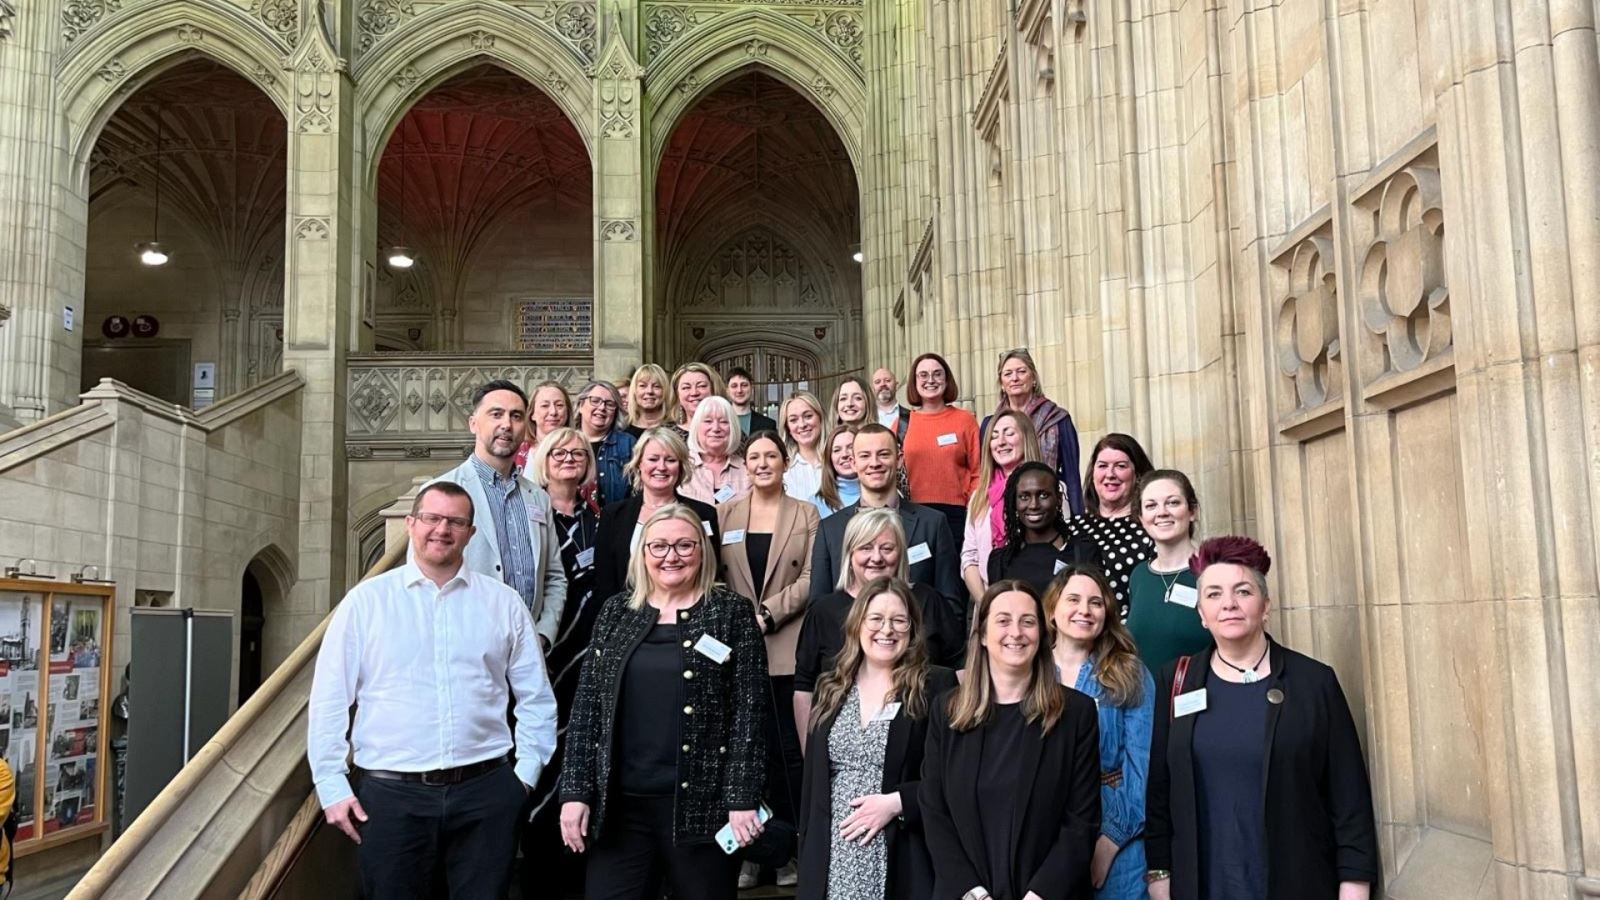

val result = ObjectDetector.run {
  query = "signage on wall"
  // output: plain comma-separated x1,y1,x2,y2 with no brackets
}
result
102,315,130,338
131,314,160,338
63,306,75,332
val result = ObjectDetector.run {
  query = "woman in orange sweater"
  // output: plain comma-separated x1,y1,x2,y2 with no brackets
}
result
902,352,982,542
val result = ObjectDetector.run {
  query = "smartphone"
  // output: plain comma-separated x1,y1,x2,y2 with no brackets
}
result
714,803,773,855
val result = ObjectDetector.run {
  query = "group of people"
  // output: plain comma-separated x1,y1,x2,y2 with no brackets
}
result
307,350,1381,900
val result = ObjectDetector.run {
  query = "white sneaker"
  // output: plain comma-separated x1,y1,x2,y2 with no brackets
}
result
776,860,798,887
738,860,759,889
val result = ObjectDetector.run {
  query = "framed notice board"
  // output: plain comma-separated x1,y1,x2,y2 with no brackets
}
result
0,578,113,855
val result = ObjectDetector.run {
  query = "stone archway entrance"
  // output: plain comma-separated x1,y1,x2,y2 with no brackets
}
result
705,343,821,418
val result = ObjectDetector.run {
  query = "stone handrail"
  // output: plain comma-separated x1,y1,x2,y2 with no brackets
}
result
346,352,591,460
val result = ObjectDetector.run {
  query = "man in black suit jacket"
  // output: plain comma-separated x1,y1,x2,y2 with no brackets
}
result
726,367,777,437
809,425,962,607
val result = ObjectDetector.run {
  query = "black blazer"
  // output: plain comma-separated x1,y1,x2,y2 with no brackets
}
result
809,501,962,610
592,493,721,603
792,585,964,692
797,666,960,900
921,685,1102,899
1146,639,1380,900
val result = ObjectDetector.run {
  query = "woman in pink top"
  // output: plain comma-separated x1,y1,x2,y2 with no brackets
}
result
960,409,1042,604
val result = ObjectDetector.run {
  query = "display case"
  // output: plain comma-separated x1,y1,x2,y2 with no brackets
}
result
0,578,113,853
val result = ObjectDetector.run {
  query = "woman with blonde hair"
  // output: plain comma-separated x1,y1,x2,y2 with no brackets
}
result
921,580,1102,900
796,576,958,900
684,395,749,506
983,349,1084,515
1046,564,1154,899
559,504,768,900
514,380,573,469
624,364,670,438
668,362,727,432
592,427,719,603
780,391,829,502
961,409,1043,603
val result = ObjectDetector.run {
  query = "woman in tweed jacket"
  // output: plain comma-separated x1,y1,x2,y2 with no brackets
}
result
559,504,769,900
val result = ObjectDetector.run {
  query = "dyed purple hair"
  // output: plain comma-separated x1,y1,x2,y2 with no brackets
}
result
1188,535,1272,579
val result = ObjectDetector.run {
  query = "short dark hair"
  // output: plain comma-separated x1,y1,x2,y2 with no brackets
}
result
411,481,475,521
852,422,901,449
726,366,754,383
907,352,959,406
471,379,528,411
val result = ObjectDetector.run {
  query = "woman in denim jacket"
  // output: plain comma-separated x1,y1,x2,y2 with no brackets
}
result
575,380,637,506
1047,563,1156,900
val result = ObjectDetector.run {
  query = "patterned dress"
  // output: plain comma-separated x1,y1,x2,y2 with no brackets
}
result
1067,513,1155,620
826,686,893,900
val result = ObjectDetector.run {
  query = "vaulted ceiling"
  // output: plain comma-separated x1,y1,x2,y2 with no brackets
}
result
656,72,858,278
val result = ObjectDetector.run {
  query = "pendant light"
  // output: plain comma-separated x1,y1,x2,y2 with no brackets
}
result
137,101,170,266
386,121,416,269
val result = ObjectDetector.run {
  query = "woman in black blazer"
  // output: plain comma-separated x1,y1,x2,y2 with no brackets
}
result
921,579,1102,900
1144,536,1378,900
593,426,720,602
797,576,959,900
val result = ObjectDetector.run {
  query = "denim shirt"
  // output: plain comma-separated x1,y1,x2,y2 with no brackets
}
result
592,429,637,507
1071,657,1157,848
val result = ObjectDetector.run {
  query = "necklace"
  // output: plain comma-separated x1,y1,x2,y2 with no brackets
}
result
1155,569,1182,603
1216,644,1270,684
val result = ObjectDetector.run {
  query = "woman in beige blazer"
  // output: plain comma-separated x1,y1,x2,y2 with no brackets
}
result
718,428,820,888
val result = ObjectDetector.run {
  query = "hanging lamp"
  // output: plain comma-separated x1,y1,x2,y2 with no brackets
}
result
137,101,170,266
386,121,416,269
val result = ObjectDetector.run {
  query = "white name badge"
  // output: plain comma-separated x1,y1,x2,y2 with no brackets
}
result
702,519,714,536
872,701,902,723
1173,689,1208,718
723,529,746,545
1167,583,1199,609
529,505,547,525
936,432,959,447
1053,558,1069,574
906,542,931,564
694,633,732,664
576,547,595,568
714,485,736,503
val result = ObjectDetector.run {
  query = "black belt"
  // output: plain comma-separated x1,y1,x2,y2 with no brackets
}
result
361,755,508,786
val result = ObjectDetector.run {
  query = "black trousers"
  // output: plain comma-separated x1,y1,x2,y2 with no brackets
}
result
522,767,584,898
354,761,524,900
765,675,803,825
924,503,967,556
584,795,739,900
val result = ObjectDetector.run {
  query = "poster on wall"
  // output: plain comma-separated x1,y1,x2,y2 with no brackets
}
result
42,598,101,834
0,591,43,841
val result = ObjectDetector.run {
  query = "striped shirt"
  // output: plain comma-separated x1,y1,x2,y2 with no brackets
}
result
469,456,540,612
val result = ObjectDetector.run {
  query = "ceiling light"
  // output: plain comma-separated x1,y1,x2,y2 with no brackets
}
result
386,246,416,269
138,241,170,267
850,243,863,264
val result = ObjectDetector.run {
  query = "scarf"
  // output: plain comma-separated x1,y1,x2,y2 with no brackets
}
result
988,468,1009,548
994,395,1071,470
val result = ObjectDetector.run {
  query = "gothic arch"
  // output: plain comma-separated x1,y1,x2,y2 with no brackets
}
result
647,11,865,174
664,209,854,311
59,3,291,178
356,1,596,184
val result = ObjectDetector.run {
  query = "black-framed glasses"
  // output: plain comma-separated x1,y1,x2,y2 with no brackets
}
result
549,448,586,461
643,539,699,559
584,397,618,410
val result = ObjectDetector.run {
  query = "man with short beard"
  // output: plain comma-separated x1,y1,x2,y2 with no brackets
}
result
425,379,567,649
871,366,911,439
309,482,557,898
808,424,961,615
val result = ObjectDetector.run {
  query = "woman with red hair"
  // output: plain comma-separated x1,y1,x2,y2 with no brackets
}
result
1144,536,1379,900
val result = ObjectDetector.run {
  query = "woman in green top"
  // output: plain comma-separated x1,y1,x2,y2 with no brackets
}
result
1125,469,1211,671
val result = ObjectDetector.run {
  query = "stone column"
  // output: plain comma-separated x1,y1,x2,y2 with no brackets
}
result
592,9,645,381
277,22,354,657
1436,2,1600,894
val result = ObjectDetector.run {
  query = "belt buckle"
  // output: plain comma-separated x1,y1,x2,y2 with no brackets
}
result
421,769,451,786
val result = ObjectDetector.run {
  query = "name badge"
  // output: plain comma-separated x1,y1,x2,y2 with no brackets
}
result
1053,558,1069,574
529,505,547,525
723,529,746,546
872,701,902,723
576,547,595,568
714,485,736,503
936,433,958,447
906,542,931,564
694,633,732,664
702,519,714,536
1167,583,1199,608
1173,689,1208,718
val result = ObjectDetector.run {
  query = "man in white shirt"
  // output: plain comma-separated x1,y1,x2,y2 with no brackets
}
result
872,366,911,438
309,481,557,899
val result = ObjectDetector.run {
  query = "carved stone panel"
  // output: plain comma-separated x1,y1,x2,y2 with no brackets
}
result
1272,226,1342,422
684,228,830,311
1354,152,1449,385
345,355,592,445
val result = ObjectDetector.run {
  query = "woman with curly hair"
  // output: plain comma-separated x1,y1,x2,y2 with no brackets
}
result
987,461,1100,598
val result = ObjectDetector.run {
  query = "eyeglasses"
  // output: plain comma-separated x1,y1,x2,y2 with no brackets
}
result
864,614,910,633
643,539,699,559
549,448,586,461
414,512,471,530
584,398,618,410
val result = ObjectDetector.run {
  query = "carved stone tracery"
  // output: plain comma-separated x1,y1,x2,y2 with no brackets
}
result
1355,161,1450,378
62,0,120,43
1273,232,1341,413
685,227,830,311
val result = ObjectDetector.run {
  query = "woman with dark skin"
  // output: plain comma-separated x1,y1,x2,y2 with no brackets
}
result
988,462,1100,596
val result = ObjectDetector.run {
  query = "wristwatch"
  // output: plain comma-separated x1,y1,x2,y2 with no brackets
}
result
1145,869,1172,884
962,889,992,900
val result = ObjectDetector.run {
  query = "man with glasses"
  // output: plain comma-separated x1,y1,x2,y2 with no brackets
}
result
426,379,568,651
309,480,558,898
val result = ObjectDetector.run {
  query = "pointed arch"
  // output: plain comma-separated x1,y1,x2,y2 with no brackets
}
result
648,10,866,174
59,2,290,180
356,1,596,187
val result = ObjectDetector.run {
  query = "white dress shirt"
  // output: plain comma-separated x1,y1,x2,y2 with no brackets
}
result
782,455,824,503
307,561,558,808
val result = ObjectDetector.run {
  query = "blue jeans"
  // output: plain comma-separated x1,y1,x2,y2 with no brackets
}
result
1097,835,1148,900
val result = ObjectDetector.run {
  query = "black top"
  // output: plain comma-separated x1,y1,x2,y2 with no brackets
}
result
1192,678,1270,900
793,584,965,692
1147,640,1381,900
987,537,1101,596
616,624,685,796
592,493,722,604
745,532,773,599
977,703,1028,900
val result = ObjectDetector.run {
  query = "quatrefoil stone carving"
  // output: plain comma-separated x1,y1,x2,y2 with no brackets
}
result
1358,165,1449,375
1275,235,1340,411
